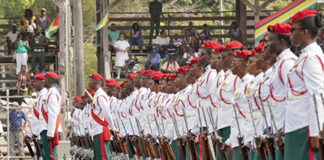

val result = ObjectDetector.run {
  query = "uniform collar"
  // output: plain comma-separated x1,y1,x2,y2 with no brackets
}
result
301,42,317,53
278,48,292,60
94,87,104,96
48,87,57,92
39,88,47,95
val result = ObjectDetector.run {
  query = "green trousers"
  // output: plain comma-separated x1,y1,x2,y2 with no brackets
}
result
40,130,58,160
31,52,45,73
93,134,109,160
171,139,182,160
40,143,46,159
284,127,319,160
217,126,232,160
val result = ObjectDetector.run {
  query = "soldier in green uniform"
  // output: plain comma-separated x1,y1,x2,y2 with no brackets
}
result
31,28,48,74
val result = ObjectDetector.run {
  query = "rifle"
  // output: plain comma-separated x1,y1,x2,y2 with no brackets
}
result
115,119,128,155
154,115,169,159
129,118,143,157
160,114,176,160
120,118,135,155
135,117,150,158
147,116,159,158
314,94,324,160
247,101,267,160
183,108,198,160
260,100,275,160
171,113,186,160
197,105,211,160
232,104,249,160
266,101,284,160
207,107,227,160
24,136,35,157
32,137,41,158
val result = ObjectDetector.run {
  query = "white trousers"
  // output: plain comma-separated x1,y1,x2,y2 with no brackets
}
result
16,52,28,74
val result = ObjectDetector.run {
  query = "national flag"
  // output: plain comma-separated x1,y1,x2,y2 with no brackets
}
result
95,10,110,31
254,0,316,45
45,15,59,39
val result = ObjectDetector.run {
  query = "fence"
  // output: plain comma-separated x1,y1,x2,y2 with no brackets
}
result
0,90,71,159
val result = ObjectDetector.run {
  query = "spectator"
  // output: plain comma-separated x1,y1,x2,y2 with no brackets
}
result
114,33,130,79
108,23,119,46
154,29,170,58
182,47,198,66
172,34,183,57
38,8,50,32
199,23,211,41
5,24,19,55
145,48,161,71
9,102,26,157
15,33,30,75
149,0,162,44
123,56,138,74
17,65,32,95
21,9,37,38
182,29,195,54
40,64,55,74
228,22,241,41
128,23,144,53
184,21,198,38
31,28,48,74
161,40,179,72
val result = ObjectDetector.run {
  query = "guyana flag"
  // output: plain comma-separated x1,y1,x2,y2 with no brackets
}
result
45,15,59,39
96,10,110,31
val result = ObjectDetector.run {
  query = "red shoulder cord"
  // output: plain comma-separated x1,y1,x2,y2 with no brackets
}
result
234,76,238,91
167,108,172,118
287,75,307,96
187,94,198,108
235,103,246,118
216,75,221,88
196,84,210,99
253,97,261,110
269,84,286,102
209,96,217,108
174,101,184,117
278,58,296,85
219,89,231,104
315,55,324,71
258,82,270,102
206,71,212,84
148,92,152,99
295,56,308,81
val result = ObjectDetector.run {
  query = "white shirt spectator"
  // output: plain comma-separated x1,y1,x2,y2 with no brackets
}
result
183,52,198,63
154,36,170,46
6,31,19,42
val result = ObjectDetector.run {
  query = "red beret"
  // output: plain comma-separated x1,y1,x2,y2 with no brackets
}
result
232,50,248,58
152,73,163,80
137,70,144,75
253,41,265,52
116,83,121,89
126,74,136,79
106,79,116,84
35,74,44,80
164,73,175,81
74,96,82,102
89,73,104,81
45,72,59,79
178,66,186,73
224,41,243,50
190,57,199,64
144,70,153,75
267,23,291,35
200,41,211,48
107,82,116,88
120,80,126,88
249,49,256,56
87,87,94,96
289,9,317,24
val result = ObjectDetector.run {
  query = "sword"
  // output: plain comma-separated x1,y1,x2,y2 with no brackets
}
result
129,118,135,135
147,116,153,135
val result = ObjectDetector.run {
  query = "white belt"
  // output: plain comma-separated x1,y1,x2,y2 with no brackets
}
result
185,110,196,117
268,98,287,108
287,90,308,100
219,101,232,108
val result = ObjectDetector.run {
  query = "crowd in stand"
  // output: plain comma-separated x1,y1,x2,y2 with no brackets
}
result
108,21,235,79
1,8,53,95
